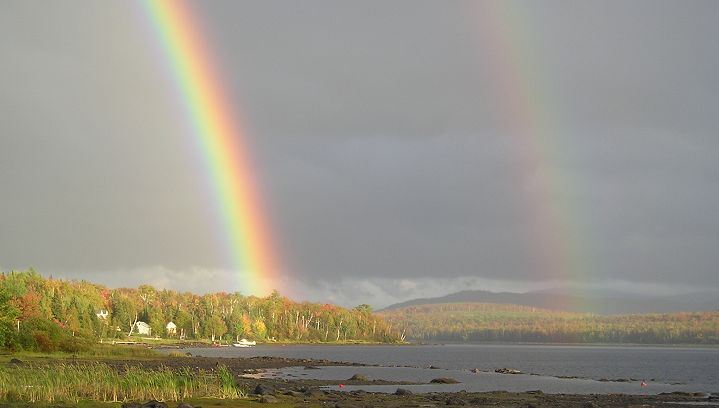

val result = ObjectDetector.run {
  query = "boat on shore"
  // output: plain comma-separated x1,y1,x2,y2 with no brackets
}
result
233,338,257,347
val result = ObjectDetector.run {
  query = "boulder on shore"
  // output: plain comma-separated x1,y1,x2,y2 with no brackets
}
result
494,368,522,374
259,395,278,403
254,384,274,395
395,388,413,395
347,373,368,381
141,400,168,408
445,396,467,405
430,377,460,384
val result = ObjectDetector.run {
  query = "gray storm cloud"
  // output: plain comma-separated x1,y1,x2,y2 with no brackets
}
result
1,1,718,303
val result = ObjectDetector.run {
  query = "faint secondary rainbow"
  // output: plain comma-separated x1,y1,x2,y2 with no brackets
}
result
142,1,282,296
473,3,592,307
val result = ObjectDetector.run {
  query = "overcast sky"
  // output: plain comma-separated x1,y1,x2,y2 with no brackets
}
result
1,1,718,307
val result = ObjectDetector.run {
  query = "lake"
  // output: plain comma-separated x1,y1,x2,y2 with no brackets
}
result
170,344,719,394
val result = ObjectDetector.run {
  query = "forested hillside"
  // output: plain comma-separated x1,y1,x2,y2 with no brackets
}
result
0,270,400,352
381,289,719,314
379,302,719,344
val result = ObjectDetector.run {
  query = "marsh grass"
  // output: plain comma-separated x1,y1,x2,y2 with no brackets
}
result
0,344,160,361
0,363,245,403
216,365,241,399
83,344,161,359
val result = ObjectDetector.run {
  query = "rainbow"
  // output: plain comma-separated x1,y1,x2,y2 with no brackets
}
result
141,1,282,296
473,3,592,307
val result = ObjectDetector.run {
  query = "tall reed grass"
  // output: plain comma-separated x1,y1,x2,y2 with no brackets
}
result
7,344,160,360
0,363,246,403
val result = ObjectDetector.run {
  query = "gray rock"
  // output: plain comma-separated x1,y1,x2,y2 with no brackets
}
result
9,358,23,365
430,377,461,384
445,397,467,405
259,395,278,403
347,373,368,381
254,384,274,395
141,400,168,408
284,391,304,397
494,368,522,375
395,388,413,395
177,403,196,408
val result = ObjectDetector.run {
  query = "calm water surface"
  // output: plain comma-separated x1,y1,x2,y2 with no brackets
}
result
173,344,719,394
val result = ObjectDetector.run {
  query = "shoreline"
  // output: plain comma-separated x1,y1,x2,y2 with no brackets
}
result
3,353,717,407
148,340,719,350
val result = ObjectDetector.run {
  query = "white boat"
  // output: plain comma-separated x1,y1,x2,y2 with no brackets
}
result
232,338,256,347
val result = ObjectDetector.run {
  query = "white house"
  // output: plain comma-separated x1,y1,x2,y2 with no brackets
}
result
96,310,109,319
134,321,151,336
166,321,177,336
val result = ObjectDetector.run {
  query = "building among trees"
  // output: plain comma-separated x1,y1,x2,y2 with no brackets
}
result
0,270,402,352
133,321,151,336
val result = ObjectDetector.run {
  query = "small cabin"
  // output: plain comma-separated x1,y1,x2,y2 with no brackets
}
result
134,321,151,336
166,321,177,335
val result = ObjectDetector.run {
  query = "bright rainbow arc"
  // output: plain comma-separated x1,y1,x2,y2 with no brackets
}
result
143,1,281,296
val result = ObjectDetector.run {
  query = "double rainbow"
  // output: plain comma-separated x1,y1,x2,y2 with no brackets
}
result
140,1,590,302
142,1,281,296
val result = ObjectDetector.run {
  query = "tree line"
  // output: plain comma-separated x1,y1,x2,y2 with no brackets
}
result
0,270,400,352
379,302,719,344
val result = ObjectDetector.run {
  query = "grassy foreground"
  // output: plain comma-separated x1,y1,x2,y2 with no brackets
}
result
0,363,244,403
0,344,162,362
0,400,309,408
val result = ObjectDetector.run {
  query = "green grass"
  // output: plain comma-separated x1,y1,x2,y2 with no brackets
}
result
0,363,246,403
117,336,214,346
0,398,323,408
0,344,161,362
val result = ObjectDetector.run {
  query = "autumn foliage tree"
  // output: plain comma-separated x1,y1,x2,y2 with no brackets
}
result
0,270,401,351
379,302,719,344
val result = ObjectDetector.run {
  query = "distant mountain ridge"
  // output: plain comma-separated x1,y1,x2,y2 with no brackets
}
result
381,289,719,314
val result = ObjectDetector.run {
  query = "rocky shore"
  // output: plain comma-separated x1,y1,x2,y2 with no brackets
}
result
12,355,718,407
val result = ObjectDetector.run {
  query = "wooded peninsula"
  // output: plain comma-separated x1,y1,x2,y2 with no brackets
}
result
0,270,400,352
